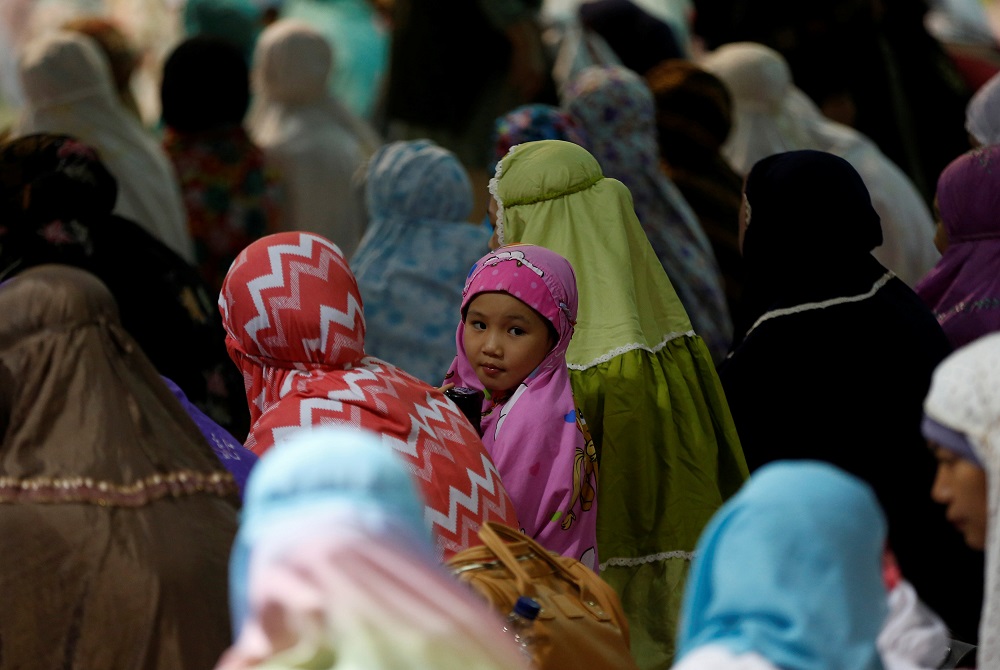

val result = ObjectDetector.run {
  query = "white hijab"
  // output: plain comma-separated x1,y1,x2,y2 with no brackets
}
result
15,30,194,264
699,41,939,288
923,331,1000,670
966,69,1000,147
247,19,381,259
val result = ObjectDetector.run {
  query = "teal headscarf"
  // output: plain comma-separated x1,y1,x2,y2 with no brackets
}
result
677,460,888,670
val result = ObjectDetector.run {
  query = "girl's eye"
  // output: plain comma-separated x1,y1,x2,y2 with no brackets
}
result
470,320,486,331
509,327,526,336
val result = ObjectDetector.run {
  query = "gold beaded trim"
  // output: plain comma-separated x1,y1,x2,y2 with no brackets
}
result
0,470,238,506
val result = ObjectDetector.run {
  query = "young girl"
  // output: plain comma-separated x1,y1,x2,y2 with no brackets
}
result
445,244,599,570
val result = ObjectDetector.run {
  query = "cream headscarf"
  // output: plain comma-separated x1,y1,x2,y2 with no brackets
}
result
247,19,381,259
491,139,693,369
923,331,1000,669
15,30,194,263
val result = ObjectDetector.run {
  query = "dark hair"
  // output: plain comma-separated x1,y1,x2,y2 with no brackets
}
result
160,35,250,133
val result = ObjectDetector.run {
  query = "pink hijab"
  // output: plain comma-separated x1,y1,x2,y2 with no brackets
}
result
915,145,1000,349
445,245,599,570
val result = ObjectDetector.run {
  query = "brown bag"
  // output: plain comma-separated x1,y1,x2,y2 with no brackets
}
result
445,522,639,670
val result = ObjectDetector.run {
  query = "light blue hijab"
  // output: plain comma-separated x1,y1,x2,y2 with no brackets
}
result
228,425,432,637
677,460,888,670
351,139,491,384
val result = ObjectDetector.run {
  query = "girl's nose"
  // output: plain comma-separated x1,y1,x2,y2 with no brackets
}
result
482,331,502,356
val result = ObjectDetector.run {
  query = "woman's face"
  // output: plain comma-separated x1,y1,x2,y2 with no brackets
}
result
930,442,989,550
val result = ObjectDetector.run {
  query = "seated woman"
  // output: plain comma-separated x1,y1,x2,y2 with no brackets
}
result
0,132,251,442
219,231,519,559
915,144,1000,349
160,34,281,293
717,149,984,644
0,264,239,668
674,461,889,670
351,139,490,385
217,425,526,669
924,331,1000,667
248,19,381,258
489,138,748,666
14,29,194,262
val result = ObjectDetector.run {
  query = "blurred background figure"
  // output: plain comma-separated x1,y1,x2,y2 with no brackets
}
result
14,29,194,263
644,58,745,317
691,0,972,206
562,64,731,362
161,34,281,292
700,41,940,289
351,139,490,385
248,19,380,258
0,132,250,440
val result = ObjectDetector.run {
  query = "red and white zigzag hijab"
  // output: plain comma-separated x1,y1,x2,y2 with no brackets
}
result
219,232,518,558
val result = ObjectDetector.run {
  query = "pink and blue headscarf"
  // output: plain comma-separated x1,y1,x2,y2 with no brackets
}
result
915,145,1000,349
444,244,599,569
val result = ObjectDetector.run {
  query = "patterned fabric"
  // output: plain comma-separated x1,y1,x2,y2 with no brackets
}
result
491,103,591,172
923,331,1000,670
915,145,1000,349
677,461,888,670
444,245,599,568
163,125,281,292
644,58,746,316
351,139,490,384
219,231,519,558
562,65,732,362
219,426,525,669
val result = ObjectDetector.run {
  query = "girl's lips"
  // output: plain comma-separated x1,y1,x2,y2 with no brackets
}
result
480,364,504,375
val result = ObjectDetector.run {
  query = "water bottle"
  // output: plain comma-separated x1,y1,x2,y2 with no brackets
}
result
503,596,541,665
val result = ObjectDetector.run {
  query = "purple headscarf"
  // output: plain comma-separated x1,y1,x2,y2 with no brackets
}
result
915,145,1000,349
444,245,598,570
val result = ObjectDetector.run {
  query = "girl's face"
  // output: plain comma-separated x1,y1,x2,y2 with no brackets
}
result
463,291,554,395
930,442,989,550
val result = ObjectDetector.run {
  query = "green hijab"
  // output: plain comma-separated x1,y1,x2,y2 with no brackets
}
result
492,139,692,368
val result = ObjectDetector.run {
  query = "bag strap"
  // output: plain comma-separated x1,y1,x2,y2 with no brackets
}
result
478,522,600,601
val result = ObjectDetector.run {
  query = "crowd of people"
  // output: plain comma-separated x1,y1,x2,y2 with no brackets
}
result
2,0,1000,668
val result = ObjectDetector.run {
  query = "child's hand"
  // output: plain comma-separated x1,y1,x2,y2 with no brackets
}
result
437,383,455,394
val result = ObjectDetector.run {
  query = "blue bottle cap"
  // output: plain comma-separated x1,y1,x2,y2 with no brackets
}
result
514,596,541,620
